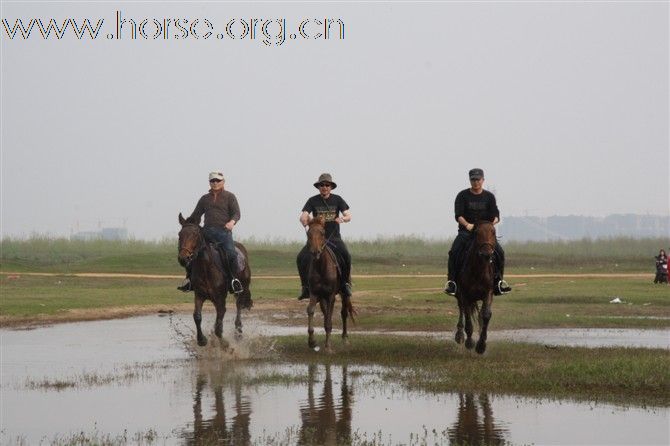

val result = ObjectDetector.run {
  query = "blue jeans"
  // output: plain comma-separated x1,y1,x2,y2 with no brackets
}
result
202,226,238,267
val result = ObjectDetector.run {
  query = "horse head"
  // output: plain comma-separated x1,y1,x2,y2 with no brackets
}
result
177,212,203,267
473,221,496,261
307,216,327,259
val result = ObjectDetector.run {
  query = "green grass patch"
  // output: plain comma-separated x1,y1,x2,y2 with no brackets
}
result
271,335,670,407
1,275,668,330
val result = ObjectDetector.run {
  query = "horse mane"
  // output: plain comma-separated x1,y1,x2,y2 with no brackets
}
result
309,216,325,227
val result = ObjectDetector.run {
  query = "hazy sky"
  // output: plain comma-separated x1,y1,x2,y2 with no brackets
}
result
2,1,668,241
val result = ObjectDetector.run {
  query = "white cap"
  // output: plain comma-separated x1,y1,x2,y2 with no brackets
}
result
208,171,224,181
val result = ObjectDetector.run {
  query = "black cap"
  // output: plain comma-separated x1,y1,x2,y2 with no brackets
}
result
469,168,484,179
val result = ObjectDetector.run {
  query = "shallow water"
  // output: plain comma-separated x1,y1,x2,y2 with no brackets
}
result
1,315,668,445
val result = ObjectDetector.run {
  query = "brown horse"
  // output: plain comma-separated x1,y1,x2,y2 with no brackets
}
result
178,213,252,347
454,221,496,354
305,216,355,353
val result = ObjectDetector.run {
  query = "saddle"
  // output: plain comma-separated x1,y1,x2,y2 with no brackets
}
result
209,243,247,275
324,241,344,278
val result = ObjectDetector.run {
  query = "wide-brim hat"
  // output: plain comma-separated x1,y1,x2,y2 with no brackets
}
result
313,173,337,189
208,171,224,181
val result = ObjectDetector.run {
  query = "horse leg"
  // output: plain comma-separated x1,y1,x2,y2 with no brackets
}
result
322,296,335,354
307,296,317,349
213,296,225,339
341,295,350,345
194,295,207,346
476,294,493,354
234,293,243,339
464,306,475,350
455,297,465,345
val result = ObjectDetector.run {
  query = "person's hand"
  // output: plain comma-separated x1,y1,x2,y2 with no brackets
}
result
466,223,474,231
335,217,343,224
225,221,235,231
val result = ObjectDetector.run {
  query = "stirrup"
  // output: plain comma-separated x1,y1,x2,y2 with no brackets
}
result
497,279,511,295
231,278,243,294
444,280,457,296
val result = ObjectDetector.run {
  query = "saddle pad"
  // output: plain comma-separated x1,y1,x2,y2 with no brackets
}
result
235,246,247,272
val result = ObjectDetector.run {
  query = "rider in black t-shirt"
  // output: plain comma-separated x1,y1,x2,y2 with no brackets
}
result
296,173,353,300
444,168,511,296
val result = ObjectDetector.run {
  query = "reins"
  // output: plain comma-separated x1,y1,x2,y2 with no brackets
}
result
180,224,206,263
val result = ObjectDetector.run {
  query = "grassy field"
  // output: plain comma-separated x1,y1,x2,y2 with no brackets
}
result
1,236,668,409
1,235,666,275
1,236,668,326
1,273,668,331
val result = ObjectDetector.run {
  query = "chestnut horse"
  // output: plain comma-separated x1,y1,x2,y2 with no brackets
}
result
454,221,496,354
305,216,355,353
178,213,252,346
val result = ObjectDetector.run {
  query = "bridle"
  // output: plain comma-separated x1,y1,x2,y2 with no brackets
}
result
179,224,205,266
308,224,333,260
474,224,496,261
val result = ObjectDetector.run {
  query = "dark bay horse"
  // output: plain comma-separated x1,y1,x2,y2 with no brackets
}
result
178,213,252,347
454,221,496,354
305,216,355,353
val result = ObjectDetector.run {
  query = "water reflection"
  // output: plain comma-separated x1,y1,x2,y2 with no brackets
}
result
298,364,353,445
448,393,509,445
182,365,252,445
3,316,667,445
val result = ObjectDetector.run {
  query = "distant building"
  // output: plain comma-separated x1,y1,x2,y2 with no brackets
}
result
71,227,128,241
70,231,101,241
101,227,128,241
501,214,670,241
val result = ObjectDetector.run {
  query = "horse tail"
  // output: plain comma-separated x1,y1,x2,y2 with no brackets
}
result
345,297,357,323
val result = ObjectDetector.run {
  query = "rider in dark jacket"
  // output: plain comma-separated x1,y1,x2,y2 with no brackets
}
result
178,171,243,294
444,168,511,296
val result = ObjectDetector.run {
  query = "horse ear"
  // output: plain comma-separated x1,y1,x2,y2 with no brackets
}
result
178,212,186,226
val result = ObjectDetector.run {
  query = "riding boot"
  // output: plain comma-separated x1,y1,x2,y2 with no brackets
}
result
298,285,310,300
297,245,310,300
177,266,192,292
493,273,512,295
341,280,352,298
445,246,458,296
228,257,243,294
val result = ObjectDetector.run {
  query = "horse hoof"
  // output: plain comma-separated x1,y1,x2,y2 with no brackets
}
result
308,339,317,349
465,338,475,350
198,337,208,347
476,341,486,354
342,337,350,346
455,332,464,344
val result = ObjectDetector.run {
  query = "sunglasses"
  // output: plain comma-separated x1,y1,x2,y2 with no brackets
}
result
209,179,222,183
318,183,332,188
